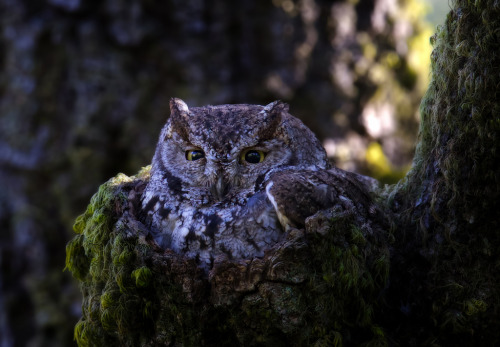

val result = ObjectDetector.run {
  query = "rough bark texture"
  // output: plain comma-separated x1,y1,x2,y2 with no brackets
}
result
64,0,500,345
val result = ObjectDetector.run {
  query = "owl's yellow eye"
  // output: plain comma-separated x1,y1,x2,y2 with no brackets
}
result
186,149,205,161
242,149,265,164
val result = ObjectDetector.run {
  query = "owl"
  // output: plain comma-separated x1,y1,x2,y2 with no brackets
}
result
141,98,376,270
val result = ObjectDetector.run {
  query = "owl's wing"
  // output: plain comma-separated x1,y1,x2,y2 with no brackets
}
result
265,167,379,230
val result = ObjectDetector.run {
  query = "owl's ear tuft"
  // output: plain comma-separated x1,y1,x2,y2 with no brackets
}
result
170,98,190,115
258,100,288,139
263,100,289,114
169,98,190,140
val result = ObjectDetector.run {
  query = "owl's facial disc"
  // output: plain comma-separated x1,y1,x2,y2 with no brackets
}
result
181,143,270,200
162,99,312,201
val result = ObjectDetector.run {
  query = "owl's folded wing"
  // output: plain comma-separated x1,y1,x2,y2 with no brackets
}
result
265,167,380,230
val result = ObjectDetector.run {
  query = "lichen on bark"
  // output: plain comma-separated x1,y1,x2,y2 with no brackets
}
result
66,165,390,346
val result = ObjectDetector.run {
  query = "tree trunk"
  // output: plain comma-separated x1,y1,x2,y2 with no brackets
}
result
382,0,500,344
65,1,500,345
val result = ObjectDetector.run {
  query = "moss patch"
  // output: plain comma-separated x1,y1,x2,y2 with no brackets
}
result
66,168,158,346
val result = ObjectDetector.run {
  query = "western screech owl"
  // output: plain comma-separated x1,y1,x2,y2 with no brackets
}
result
141,98,375,270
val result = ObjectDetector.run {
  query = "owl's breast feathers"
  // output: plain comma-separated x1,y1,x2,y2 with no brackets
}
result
142,166,379,261
141,175,282,268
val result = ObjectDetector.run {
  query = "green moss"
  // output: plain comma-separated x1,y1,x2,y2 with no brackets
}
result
65,234,90,281
463,299,487,316
307,212,390,346
65,170,159,345
131,267,152,288
74,319,110,347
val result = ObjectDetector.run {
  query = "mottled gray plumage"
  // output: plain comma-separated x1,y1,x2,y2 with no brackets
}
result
141,98,375,270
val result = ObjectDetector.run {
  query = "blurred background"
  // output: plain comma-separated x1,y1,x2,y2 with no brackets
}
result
0,0,446,346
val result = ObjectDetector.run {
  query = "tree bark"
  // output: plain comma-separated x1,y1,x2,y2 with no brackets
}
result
66,1,500,345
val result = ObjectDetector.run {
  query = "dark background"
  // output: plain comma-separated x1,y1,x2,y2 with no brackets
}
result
0,0,444,345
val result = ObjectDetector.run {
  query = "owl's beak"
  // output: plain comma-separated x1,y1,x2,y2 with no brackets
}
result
213,175,229,200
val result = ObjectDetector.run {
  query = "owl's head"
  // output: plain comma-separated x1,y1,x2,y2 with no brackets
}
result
151,98,329,201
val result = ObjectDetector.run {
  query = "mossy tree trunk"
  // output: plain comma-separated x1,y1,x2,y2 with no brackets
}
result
382,0,500,344
65,1,500,346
